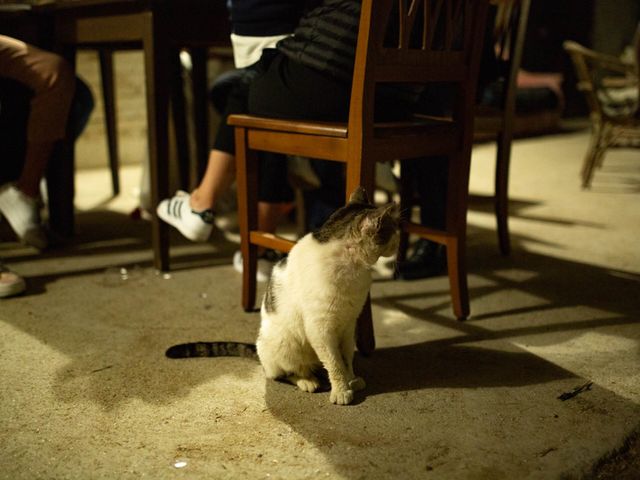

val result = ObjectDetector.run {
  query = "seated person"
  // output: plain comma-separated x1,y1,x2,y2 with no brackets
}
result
0,34,94,297
0,34,76,250
158,0,316,280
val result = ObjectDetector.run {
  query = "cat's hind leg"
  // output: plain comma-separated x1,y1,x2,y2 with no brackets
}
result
261,356,320,392
287,374,320,393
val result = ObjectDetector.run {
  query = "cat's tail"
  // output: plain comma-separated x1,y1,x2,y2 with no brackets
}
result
165,342,258,360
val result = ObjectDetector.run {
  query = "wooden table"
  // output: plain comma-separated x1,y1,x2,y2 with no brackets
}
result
39,0,230,271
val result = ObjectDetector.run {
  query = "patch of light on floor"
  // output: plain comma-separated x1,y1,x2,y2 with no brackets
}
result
514,330,640,404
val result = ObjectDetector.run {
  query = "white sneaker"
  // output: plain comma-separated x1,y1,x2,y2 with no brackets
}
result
156,191,214,242
0,263,26,299
0,184,48,250
233,249,282,282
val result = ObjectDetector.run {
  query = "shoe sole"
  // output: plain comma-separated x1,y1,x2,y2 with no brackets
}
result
0,277,26,298
157,205,211,242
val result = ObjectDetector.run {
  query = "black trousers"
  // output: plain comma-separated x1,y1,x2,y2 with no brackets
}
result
211,52,297,203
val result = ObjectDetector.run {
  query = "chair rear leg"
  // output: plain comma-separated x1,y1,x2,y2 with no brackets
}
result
495,131,512,256
356,294,375,356
396,164,413,264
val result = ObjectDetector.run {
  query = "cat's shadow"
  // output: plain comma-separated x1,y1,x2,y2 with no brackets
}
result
353,340,574,398
267,340,575,406
260,340,585,479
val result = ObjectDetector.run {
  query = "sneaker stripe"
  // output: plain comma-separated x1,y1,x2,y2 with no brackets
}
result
173,199,182,219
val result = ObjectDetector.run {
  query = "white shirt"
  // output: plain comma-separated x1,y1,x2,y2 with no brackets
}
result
230,33,290,68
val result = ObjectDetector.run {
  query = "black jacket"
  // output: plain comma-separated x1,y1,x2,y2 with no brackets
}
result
228,0,318,37
277,0,361,83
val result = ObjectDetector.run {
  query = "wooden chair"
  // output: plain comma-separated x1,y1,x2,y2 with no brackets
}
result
229,0,490,354
563,40,640,188
473,0,530,255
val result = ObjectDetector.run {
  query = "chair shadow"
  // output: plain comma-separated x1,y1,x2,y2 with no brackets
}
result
467,193,606,228
1,207,638,410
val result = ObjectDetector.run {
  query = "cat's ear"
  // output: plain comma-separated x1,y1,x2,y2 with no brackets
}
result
381,202,400,219
348,186,369,205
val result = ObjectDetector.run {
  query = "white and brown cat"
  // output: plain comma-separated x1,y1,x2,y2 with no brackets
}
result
166,187,399,405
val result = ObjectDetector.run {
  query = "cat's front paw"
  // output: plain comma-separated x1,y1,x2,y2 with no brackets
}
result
330,389,354,405
349,377,366,391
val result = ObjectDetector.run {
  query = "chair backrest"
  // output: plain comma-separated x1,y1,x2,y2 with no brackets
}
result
564,40,638,121
486,0,530,112
348,0,490,147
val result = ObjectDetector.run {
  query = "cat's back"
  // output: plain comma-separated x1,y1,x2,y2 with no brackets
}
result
285,233,346,280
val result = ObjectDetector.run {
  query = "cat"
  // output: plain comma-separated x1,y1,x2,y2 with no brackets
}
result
166,186,399,406
258,186,399,405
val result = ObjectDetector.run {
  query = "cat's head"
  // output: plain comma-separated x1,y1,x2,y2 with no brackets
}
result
312,187,400,263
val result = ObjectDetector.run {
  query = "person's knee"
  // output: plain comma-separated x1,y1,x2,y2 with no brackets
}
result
47,54,75,99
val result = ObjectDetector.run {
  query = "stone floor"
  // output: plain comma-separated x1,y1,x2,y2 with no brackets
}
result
1,128,639,479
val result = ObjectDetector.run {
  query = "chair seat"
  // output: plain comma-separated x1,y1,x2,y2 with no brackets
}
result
228,113,456,138
229,113,458,161
228,114,348,137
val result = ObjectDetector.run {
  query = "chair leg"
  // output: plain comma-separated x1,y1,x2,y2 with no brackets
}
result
582,125,605,189
294,187,307,238
98,49,120,196
46,140,75,238
495,130,512,256
235,127,259,312
345,157,377,351
396,163,413,263
356,294,375,356
445,236,470,321
445,150,471,321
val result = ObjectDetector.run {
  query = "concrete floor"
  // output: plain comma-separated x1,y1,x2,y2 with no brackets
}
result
1,129,639,479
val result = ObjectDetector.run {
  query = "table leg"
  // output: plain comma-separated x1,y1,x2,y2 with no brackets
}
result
46,43,77,239
98,48,120,196
143,12,170,271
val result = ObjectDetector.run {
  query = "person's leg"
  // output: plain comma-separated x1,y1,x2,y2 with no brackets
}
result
0,36,74,249
158,54,295,242
395,156,448,280
0,36,74,196
209,68,246,115
0,78,30,185
190,149,236,211
70,76,95,140
156,63,255,241
247,53,352,232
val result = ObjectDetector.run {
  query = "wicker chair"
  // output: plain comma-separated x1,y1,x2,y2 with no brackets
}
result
563,40,640,188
